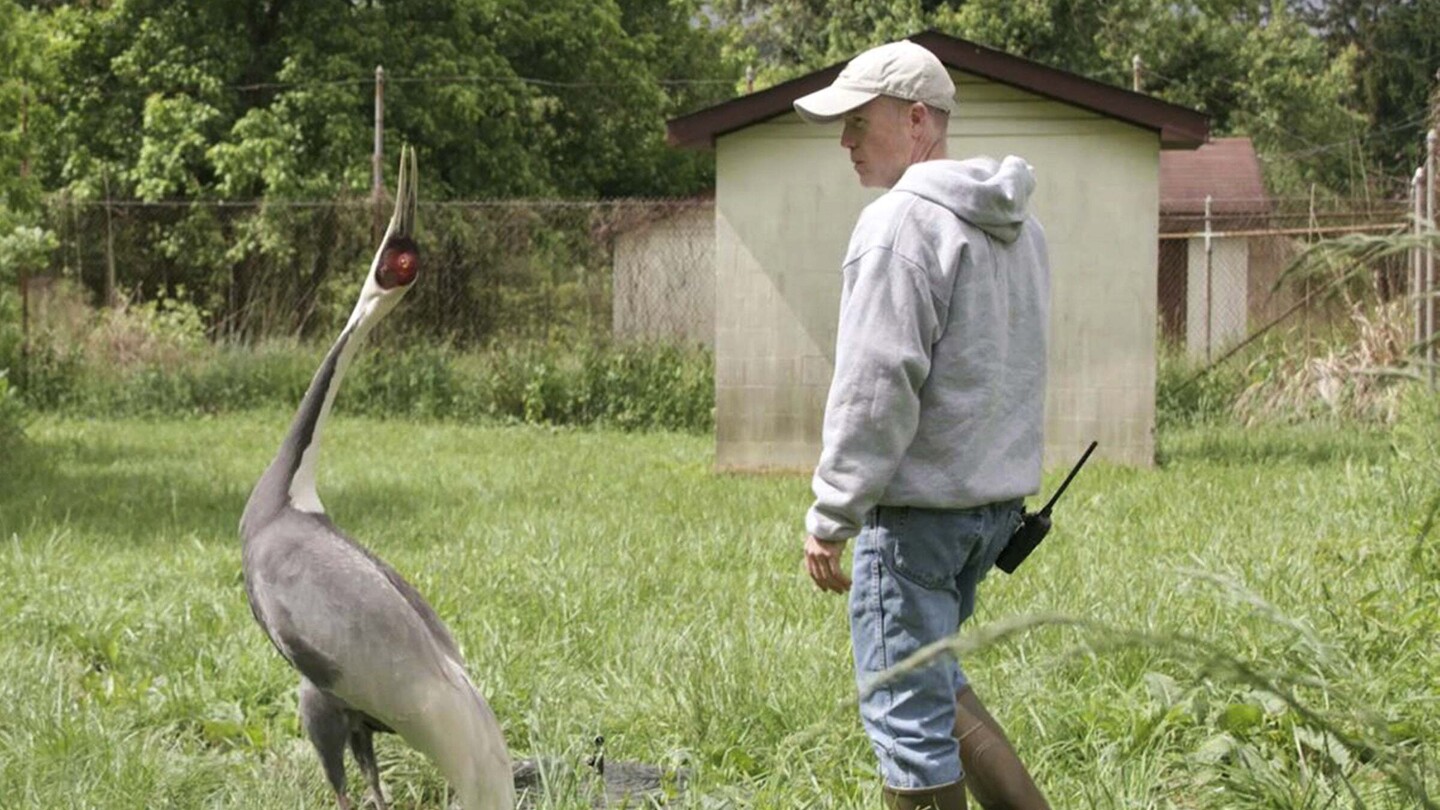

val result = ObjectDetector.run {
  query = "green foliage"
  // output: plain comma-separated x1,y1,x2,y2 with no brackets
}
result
1389,385,1440,575
0,0,45,217
7,335,715,433
1292,0,1440,188
18,0,737,202
1155,343,1250,430
0,2,739,347
463,340,714,430
0,223,57,283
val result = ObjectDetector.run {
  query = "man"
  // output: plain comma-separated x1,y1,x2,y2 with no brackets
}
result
793,40,1052,810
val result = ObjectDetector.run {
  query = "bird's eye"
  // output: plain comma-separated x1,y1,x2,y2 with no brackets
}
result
376,238,419,289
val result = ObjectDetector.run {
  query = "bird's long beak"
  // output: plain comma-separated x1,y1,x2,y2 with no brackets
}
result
390,145,418,240
373,146,420,291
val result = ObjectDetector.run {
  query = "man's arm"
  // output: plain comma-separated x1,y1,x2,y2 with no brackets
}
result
806,246,943,544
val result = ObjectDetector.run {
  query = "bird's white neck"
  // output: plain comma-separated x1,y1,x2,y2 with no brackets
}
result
288,298,388,513
241,296,387,533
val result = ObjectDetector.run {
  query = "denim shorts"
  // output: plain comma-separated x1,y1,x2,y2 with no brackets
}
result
848,499,1024,790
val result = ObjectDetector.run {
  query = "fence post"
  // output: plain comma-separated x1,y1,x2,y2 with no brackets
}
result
1204,194,1213,362
1415,167,1426,355
1428,130,1436,388
1307,183,1317,344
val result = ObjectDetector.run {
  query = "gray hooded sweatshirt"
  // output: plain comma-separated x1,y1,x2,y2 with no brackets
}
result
806,155,1050,542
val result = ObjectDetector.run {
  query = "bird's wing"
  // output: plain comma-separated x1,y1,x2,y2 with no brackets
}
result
243,509,466,698
337,520,465,664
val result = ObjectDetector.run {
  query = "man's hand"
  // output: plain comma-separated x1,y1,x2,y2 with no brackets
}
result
805,534,852,594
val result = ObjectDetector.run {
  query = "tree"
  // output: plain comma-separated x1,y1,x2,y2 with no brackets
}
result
0,0,49,222
712,0,1371,197
0,0,741,339
1291,0,1440,190
17,0,739,202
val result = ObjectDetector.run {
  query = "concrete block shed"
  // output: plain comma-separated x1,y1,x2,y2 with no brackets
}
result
667,30,1209,471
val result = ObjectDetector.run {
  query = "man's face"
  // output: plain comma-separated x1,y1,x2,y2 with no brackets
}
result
839,98,915,189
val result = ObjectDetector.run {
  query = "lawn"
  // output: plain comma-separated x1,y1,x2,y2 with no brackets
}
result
0,414,1435,808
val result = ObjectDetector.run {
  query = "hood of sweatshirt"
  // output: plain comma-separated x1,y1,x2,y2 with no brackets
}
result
892,155,1036,243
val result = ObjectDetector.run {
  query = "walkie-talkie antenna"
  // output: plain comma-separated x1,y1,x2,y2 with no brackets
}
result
1038,440,1098,515
995,440,1099,574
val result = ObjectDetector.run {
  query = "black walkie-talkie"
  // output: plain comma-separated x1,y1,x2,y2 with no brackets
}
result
995,441,1098,574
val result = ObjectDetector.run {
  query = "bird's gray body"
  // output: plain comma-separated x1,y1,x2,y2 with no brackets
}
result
239,148,513,810
243,505,462,700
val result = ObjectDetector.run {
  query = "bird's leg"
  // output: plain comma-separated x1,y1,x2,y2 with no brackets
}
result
299,679,353,810
349,726,390,810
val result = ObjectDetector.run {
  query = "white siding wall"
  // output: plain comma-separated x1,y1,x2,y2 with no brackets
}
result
715,70,1161,471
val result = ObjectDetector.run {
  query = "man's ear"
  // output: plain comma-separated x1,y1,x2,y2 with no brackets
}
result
908,102,928,133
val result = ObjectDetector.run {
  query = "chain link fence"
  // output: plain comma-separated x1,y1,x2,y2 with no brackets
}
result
25,192,1421,370
24,196,716,349
1157,198,1411,361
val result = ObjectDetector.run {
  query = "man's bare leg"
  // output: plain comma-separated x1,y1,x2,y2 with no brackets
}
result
952,687,1050,810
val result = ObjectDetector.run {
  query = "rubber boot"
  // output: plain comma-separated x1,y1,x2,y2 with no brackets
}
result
882,781,968,810
953,687,1050,810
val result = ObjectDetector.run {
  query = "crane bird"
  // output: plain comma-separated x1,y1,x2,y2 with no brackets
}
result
239,146,514,810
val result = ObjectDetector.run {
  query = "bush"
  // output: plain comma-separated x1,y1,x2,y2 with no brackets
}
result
8,332,715,433
1156,344,1250,429
1232,301,1411,425
343,343,463,421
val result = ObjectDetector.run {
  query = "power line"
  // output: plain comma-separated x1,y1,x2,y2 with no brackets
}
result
229,73,736,92
1253,108,1433,162
57,197,707,209
24,72,738,104
1142,60,1428,159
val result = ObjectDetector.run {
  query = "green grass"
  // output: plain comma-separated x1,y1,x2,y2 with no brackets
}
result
0,415,1435,808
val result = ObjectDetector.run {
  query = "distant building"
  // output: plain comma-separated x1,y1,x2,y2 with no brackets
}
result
1158,137,1285,357
611,198,714,347
668,30,1208,470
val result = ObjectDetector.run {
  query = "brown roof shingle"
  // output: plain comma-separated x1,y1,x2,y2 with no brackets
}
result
1159,137,1270,215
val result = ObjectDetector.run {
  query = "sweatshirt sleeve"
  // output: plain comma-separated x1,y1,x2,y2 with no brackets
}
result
806,246,943,541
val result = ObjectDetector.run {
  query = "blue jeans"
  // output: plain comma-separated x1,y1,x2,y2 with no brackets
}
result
849,499,1024,790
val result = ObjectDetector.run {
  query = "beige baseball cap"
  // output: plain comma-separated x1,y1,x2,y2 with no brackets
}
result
793,40,956,124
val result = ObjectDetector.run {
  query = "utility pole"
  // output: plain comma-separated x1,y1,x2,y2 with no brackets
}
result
373,65,385,243
745,65,756,94
1132,55,1143,92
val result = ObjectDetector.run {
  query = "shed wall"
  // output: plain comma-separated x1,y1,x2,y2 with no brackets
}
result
715,71,1161,472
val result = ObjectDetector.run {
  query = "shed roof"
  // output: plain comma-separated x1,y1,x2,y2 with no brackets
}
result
1159,137,1270,215
667,30,1209,151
